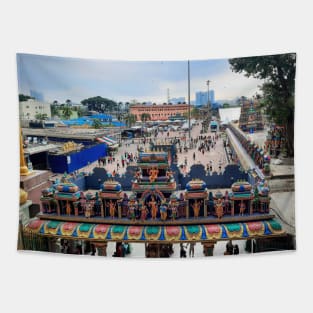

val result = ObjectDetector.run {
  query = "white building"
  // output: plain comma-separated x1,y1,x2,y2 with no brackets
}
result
19,99,51,120
218,107,241,124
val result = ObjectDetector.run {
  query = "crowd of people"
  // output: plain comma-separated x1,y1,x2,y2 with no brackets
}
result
180,242,196,258
224,240,240,255
97,151,139,177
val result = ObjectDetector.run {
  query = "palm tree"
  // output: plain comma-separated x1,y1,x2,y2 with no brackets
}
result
191,107,200,119
77,106,84,117
92,118,103,129
62,106,73,120
140,113,151,137
50,104,59,117
65,99,72,106
140,113,151,123
125,114,137,127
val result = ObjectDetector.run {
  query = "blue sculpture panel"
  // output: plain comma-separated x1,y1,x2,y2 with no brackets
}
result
85,167,110,189
174,164,248,190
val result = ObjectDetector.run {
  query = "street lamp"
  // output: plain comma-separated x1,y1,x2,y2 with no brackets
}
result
188,60,191,140
206,80,211,112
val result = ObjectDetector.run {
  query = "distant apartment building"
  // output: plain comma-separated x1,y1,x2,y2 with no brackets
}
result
19,99,51,120
130,103,190,121
169,97,185,104
195,90,215,106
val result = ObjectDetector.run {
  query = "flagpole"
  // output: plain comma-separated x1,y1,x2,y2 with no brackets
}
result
188,60,191,140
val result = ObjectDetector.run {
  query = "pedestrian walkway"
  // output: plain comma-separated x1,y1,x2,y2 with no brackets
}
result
69,121,230,179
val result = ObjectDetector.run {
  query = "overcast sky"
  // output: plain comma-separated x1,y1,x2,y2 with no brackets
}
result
16,53,263,103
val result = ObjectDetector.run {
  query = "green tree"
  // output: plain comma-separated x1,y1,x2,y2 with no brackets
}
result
19,94,34,102
229,53,296,156
65,99,72,106
76,106,84,117
222,103,230,108
62,106,73,120
81,96,118,113
191,106,200,119
51,104,59,117
125,114,137,127
92,118,103,129
140,113,151,123
182,112,189,119
35,113,48,121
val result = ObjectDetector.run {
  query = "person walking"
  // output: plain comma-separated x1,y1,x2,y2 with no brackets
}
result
233,245,239,255
193,152,196,161
189,242,195,257
180,243,187,258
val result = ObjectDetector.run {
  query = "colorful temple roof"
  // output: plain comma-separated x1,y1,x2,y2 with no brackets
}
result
231,181,252,192
101,180,122,192
138,152,168,163
25,219,285,242
54,182,81,201
186,179,207,192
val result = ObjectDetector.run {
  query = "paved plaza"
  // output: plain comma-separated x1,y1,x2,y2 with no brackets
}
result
78,122,229,177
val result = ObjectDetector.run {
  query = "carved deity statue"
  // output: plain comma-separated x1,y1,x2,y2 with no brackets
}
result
66,201,71,215
170,204,177,220
140,205,148,221
85,202,92,218
192,200,201,218
239,200,246,216
128,206,136,221
149,196,158,220
215,198,224,219
109,200,116,218
160,203,167,221
149,167,159,183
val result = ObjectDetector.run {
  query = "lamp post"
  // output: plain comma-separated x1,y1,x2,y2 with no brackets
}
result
188,60,191,140
206,80,211,115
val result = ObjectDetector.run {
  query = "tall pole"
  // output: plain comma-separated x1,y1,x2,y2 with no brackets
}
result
206,80,211,115
188,60,191,139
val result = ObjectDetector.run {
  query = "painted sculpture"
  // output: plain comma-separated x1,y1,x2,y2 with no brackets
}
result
149,167,159,183
215,198,224,219
192,200,201,219
109,200,116,218
149,196,158,220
